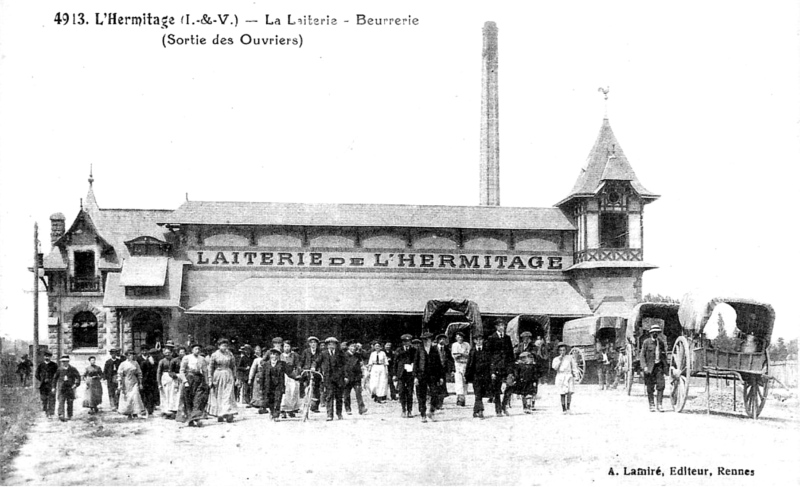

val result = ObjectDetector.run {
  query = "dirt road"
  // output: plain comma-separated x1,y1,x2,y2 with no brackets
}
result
4,380,798,486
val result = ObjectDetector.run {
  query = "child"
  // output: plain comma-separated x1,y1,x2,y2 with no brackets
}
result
514,352,539,413
551,343,577,414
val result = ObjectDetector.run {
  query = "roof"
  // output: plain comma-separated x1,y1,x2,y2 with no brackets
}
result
92,208,173,261
186,276,592,317
565,261,658,271
159,201,575,231
558,118,658,206
103,259,187,308
119,257,169,286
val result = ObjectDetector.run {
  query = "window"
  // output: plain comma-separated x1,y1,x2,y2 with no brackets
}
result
71,251,99,291
125,286,162,297
127,237,170,256
600,213,628,248
131,311,163,352
72,311,98,348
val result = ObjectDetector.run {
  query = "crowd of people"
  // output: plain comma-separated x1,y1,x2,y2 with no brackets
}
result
34,319,638,425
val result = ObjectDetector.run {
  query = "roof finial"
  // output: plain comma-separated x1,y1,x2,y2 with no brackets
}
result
88,164,94,187
598,86,610,119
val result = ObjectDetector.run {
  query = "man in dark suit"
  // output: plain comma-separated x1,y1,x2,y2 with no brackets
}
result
260,348,292,421
639,322,668,412
485,319,515,416
465,335,492,419
414,331,445,423
35,351,59,418
315,337,347,421
392,334,417,418
433,334,452,410
103,348,124,409
299,336,323,412
384,342,398,400
140,348,159,415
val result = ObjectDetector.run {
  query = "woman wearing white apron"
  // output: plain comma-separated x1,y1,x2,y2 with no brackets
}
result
280,341,301,418
367,341,389,402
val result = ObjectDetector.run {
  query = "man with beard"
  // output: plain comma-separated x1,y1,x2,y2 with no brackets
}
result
316,337,347,421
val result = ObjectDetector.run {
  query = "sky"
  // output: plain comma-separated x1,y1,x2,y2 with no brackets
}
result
1,1,798,341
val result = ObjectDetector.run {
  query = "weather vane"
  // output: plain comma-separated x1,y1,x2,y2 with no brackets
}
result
598,86,610,118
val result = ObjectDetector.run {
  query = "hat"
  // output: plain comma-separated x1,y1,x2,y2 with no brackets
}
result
520,331,533,338
189,343,201,350
324,337,339,344
147,348,158,355
556,342,568,350
400,334,412,341
59,355,70,361
272,337,284,344
267,348,281,356
164,340,176,348
494,319,507,328
43,351,53,357
88,356,96,361
649,324,662,334
217,338,230,346
435,334,447,342
307,336,320,343
420,331,434,340
519,352,531,359
411,338,422,345
110,348,120,353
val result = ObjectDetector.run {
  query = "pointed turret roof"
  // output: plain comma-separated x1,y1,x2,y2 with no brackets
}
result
84,166,100,215
557,118,657,207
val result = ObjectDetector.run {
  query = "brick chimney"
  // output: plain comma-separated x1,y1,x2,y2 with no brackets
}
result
479,21,500,206
50,213,65,247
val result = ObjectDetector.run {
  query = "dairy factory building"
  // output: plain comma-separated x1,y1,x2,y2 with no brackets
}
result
38,22,659,362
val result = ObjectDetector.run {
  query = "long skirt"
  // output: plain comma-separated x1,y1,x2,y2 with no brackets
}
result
83,378,103,408
280,375,300,412
369,365,389,398
250,374,264,408
206,369,238,417
183,373,209,422
118,384,146,416
160,373,180,412
454,362,468,396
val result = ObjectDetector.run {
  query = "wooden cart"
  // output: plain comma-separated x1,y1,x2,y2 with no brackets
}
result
561,315,628,384
625,302,681,395
670,295,775,419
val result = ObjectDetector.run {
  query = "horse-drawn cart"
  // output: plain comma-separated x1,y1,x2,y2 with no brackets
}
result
670,294,775,419
561,315,628,384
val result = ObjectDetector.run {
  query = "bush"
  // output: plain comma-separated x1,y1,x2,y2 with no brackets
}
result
0,386,40,482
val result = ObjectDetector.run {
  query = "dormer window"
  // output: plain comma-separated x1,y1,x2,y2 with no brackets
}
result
127,236,170,256
70,250,100,292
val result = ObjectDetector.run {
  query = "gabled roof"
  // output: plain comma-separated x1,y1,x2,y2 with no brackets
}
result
558,118,657,206
92,209,172,261
158,201,575,231
52,209,113,249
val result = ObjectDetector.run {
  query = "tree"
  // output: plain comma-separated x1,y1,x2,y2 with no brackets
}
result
642,293,679,304
712,312,737,350
769,337,789,361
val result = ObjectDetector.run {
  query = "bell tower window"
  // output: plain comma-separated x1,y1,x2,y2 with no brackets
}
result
600,213,628,248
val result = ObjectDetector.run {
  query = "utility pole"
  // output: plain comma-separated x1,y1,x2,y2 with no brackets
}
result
33,223,39,368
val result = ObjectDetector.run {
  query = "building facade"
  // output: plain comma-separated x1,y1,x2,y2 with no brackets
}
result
40,115,658,366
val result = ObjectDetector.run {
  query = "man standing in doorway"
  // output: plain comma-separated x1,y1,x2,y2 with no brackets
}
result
393,334,417,418
35,351,59,418
639,322,668,412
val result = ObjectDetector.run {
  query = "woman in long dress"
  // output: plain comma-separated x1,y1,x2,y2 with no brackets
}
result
82,356,103,414
157,347,180,419
551,342,577,414
367,341,389,403
280,341,301,418
117,350,146,419
206,338,238,423
248,346,264,409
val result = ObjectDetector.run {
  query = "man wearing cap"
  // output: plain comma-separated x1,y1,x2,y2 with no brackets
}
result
451,331,471,407
54,355,81,422
466,335,492,419
315,337,347,421
237,344,255,406
103,348,124,409
35,351,59,418
299,336,323,413
413,331,445,422
639,322,668,412
486,319,515,416
393,334,417,417
261,348,292,420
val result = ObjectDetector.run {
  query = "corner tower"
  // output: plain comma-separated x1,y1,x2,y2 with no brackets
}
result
557,113,659,314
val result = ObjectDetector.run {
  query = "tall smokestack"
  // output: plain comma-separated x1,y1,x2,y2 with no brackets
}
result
479,21,500,206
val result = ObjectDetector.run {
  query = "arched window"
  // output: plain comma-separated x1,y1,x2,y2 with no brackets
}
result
72,311,98,348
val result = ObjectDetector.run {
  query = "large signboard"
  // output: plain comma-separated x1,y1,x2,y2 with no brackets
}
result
190,249,571,272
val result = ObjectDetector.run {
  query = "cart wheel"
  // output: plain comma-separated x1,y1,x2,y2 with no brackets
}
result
569,347,586,384
743,353,770,419
625,342,634,396
669,336,690,413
